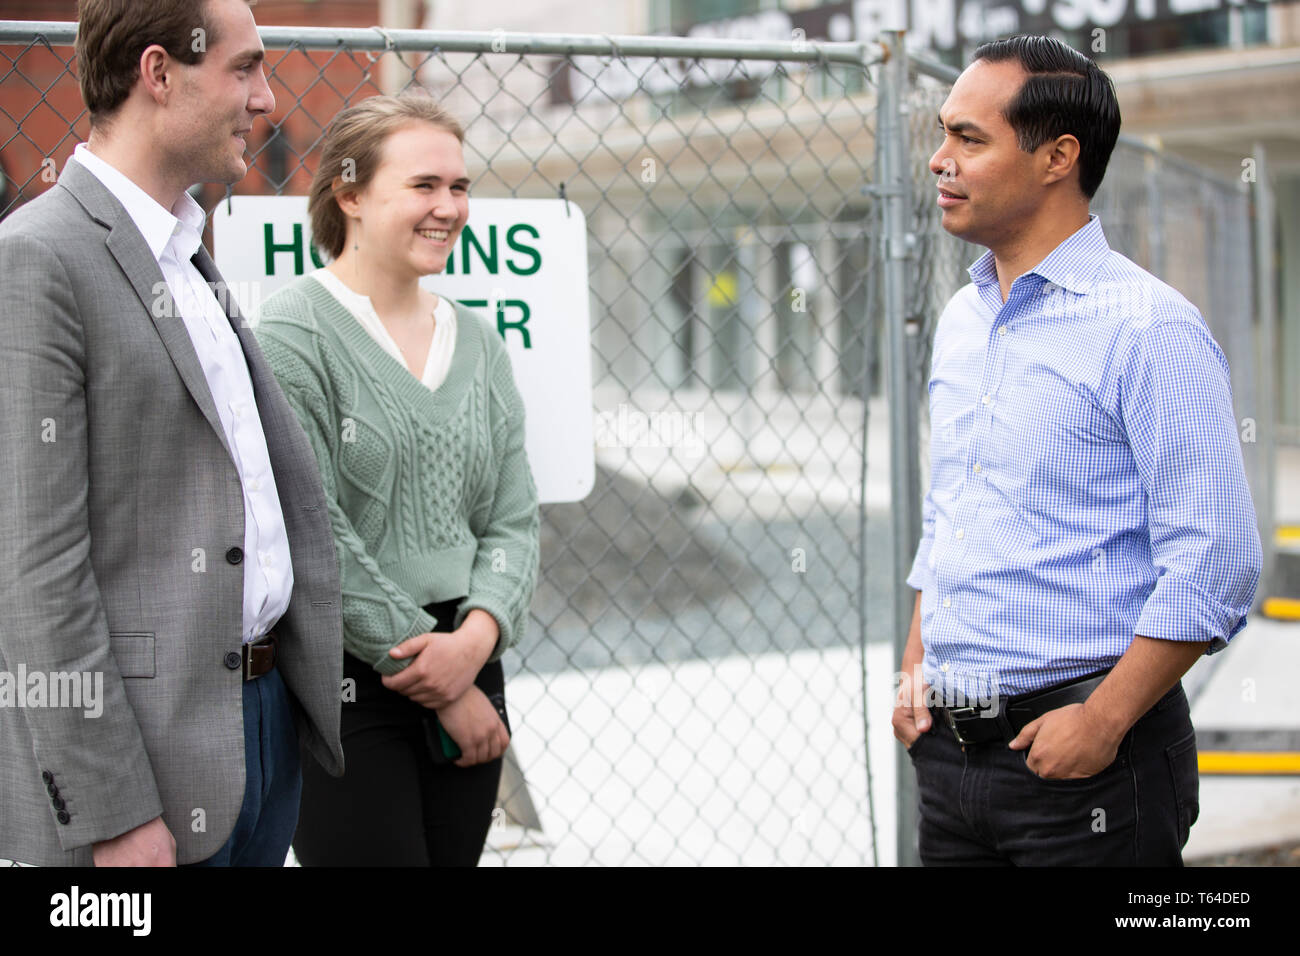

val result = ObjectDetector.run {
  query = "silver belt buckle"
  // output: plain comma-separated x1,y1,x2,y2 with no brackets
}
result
944,706,979,745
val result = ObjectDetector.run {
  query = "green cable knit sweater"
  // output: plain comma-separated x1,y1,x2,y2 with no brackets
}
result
254,273,540,675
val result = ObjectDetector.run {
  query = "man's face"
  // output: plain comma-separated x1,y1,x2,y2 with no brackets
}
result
168,0,274,186
929,59,1045,249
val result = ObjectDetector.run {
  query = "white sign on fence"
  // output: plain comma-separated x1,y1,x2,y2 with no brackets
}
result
213,196,595,504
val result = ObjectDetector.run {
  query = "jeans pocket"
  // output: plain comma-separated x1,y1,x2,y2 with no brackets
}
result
1165,729,1199,848
906,727,934,761
1026,737,1130,790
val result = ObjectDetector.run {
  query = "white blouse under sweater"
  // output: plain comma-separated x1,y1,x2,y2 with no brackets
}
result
309,267,458,393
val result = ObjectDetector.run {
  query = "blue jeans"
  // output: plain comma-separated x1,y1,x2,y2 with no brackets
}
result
908,682,1199,866
185,666,302,867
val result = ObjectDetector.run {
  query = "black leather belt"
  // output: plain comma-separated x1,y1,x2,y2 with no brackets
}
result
932,669,1112,745
242,632,278,681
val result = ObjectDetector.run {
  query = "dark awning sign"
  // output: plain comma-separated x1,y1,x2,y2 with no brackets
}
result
554,0,1270,105
680,0,1271,54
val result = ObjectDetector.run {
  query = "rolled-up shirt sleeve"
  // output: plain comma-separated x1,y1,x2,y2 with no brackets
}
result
1121,317,1261,652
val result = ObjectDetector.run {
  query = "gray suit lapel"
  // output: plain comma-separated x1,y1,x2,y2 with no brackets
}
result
190,244,256,358
57,159,233,460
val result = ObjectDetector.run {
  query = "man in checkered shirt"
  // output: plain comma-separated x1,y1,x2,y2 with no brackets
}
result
892,35,1261,866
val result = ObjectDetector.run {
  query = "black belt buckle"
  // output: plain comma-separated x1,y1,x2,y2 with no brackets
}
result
943,705,981,745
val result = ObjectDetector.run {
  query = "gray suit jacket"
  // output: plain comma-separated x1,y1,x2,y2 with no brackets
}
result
0,158,345,866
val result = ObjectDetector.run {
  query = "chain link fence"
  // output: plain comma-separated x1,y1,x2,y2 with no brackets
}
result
1,22,898,866
0,22,1271,867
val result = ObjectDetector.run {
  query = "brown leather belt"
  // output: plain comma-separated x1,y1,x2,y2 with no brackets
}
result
243,632,277,681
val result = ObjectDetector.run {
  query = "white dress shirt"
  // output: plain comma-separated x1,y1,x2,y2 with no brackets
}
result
310,267,457,391
72,143,293,643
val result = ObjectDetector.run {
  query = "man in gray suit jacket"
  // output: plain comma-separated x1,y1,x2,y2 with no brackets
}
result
0,0,344,866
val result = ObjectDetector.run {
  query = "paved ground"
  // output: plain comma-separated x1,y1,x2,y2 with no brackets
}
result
1182,615,1300,862
1193,841,1300,866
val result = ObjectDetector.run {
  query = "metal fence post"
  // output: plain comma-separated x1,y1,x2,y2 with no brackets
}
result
1252,142,1277,602
1144,149,1165,277
877,29,922,868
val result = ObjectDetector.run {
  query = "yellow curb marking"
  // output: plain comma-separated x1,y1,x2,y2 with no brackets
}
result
1262,597,1300,620
1199,751,1300,775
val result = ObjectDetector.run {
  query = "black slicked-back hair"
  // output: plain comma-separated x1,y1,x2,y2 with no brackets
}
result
973,35,1120,199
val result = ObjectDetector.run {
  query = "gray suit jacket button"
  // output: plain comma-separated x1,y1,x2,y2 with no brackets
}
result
56,811,70,825
52,795,65,811
226,547,243,565
41,771,53,784
224,651,242,670
46,782,57,796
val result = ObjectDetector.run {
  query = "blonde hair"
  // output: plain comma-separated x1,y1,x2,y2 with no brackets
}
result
308,93,465,260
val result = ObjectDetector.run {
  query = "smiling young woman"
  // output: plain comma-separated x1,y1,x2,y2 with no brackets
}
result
254,94,541,866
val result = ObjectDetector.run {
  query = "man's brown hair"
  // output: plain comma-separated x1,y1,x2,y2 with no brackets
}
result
76,0,249,125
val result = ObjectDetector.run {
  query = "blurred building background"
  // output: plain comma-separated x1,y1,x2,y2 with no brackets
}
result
2,0,1295,430
427,0,1300,442
1,0,1296,866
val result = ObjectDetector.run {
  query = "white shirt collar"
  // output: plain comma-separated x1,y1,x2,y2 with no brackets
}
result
312,266,456,324
71,143,207,263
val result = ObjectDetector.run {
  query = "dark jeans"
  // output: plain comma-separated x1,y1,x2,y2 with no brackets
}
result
908,681,1199,866
292,600,505,866
185,665,302,867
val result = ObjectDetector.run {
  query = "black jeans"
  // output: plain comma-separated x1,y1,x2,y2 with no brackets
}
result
293,600,505,866
908,681,1199,866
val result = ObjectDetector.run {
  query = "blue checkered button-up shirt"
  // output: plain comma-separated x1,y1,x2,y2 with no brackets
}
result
907,215,1261,698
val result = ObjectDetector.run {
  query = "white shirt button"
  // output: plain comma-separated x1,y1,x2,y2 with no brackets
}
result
998,326,1007,336
955,529,965,540
982,394,992,406
943,597,952,608
973,462,982,473
941,663,950,672
1042,282,1056,295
